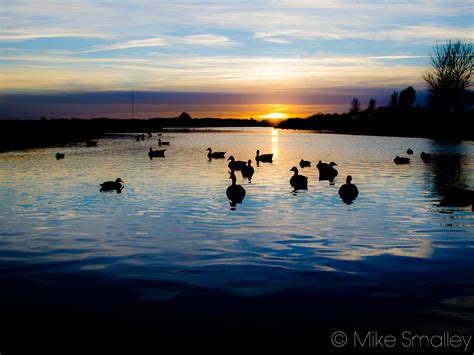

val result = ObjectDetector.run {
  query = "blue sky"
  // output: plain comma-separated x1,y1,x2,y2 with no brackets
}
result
0,0,472,118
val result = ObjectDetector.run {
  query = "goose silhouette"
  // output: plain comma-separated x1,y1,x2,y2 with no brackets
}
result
407,148,413,155
227,156,247,171
158,139,170,146
148,147,166,159
299,159,311,168
338,175,359,204
55,153,65,160
394,156,410,164
100,178,124,193
226,170,246,206
317,161,338,181
439,189,474,208
420,152,432,163
207,148,226,159
290,167,308,190
241,160,255,182
256,150,273,163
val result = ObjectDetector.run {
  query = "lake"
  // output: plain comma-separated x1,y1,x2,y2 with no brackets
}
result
0,127,473,350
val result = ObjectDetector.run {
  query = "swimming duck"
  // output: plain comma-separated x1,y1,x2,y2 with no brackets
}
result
338,175,359,204
100,178,124,193
290,167,308,190
299,159,311,168
255,150,273,163
420,152,432,163
55,153,65,160
86,140,97,147
158,139,170,146
228,156,247,171
207,148,226,159
226,170,246,206
317,161,338,181
439,189,474,208
394,156,410,164
148,147,166,159
241,160,255,182
407,148,413,155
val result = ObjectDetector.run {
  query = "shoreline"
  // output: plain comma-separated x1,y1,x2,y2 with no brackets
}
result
1,117,472,153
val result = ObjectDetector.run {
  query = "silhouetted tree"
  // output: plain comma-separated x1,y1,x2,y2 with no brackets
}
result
399,86,416,109
390,91,398,109
423,39,473,112
367,98,376,112
349,98,361,114
178,112,192,120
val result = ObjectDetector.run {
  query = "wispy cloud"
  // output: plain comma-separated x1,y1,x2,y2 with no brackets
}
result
182,34,232,45
85,38,169,53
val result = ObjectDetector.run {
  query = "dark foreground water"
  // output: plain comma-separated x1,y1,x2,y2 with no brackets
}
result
0,128,473,353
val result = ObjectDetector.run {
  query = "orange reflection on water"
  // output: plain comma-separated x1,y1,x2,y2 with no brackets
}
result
271,128,279,159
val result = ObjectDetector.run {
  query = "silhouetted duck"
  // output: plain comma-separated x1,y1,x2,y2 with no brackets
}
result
158,139,170,146
407,148,413,155
420,152,432,163
439,189,474,208
241,160,255,182
317,161,338,180
55,153,65,160
299,159,311,168
228,156,247,171
255,150,273,163
86,140,97,147
100,178,124,193
135,135,141,141
394,156,410,164
338,175,359,204
207,148,226,159
226,170,246,206
290,167,308,190
148,147,166,159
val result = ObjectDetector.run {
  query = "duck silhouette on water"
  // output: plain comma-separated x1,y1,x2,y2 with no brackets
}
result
299,159,311,168
290,167,308,190
55,153,65,160
226,170,246,208
241,160,255,182
100,178,124,193
255,150,273,164
420,152,432,163
317,161,338,181
227,156,247,171
407,148,413,155
207,148,226,159
394,156,410,164
158,139,170,146
148,147,166,159
338,175,359,204
439,189,474,210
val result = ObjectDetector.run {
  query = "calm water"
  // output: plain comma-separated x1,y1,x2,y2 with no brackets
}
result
0,128,473,335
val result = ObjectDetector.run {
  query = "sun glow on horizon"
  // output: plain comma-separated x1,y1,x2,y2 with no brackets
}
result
259,112,287,120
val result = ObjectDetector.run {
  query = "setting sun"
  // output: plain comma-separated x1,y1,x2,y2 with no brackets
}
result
260,112,287,119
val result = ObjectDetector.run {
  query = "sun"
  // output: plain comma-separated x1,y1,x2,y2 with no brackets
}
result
260,112,287,119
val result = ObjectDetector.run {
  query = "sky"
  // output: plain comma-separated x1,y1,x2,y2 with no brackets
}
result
0,0,472,119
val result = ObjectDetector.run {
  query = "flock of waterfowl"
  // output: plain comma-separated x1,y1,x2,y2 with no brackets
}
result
54,134,473,209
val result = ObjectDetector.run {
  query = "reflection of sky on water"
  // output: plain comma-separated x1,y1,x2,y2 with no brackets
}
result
0,128,473,295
